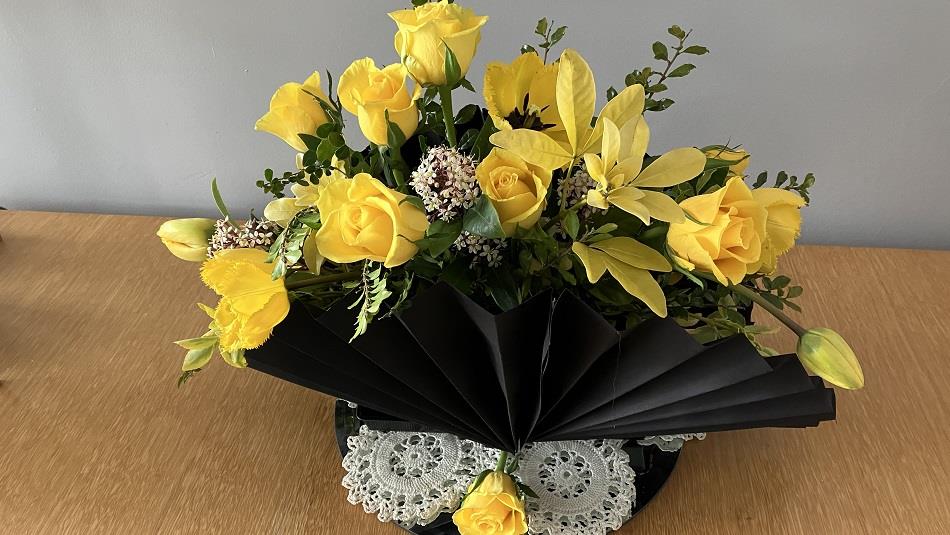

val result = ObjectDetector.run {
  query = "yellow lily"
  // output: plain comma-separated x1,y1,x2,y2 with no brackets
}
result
584,116,706,224
489,49,648,172
572,237,671,316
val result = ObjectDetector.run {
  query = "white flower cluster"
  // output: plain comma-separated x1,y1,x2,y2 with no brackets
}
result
556,167,599,213
409,146,479,222
453,231,506,268
208,217,280,257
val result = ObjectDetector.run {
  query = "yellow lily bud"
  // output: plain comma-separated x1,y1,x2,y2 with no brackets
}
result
796,328,865,390
157,218,216,262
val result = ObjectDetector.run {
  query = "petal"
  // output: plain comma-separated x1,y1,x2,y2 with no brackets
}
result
637,190,685,223
603,257,668,317
587,83,646,153
337,58,377,114
634,147,707,188
489,129,573,171
591,236,671,272
606,187,650,224
600,118,621,170
571,242,607,283
613,114,650,179
556,49,596,156
255,107,316,152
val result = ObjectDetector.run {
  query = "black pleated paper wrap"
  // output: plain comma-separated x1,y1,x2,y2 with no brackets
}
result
246,283,835,451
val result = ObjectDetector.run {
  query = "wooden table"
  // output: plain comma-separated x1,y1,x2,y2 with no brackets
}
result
1,210,949,534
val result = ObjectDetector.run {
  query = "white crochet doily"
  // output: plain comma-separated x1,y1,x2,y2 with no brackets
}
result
636,433,706,452
341,426,497,527
515,440,635,535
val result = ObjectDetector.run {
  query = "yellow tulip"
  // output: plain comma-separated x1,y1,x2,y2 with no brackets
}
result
389,0,488,86
338,58,420,146
797,328,865,390
704,146,750,176
584,117,706,224
490,49,649,172
200,248,290,357
666,177,768,285
483,52,560,132
255,72,331,152
475,148,552,235
572,237,671,316
452,472,527,535
751,188,805,274
314,173,429,268
156,218,216,262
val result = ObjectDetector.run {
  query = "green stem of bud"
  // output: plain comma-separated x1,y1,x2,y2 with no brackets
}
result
285,270,361,290
727,280,807,337
438,86,457,147
495,451,509,473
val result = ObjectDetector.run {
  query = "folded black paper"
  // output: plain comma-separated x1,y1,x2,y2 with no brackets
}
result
246,282,836,450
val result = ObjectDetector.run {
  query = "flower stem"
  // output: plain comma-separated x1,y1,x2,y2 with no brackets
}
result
543,198,587,231
695,272,807,337
438,86,457,147
495,451,509,472
285,270,361,290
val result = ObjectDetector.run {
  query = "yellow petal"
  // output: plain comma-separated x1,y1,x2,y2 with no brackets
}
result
591,236,671,272
586,189,609,210
571,242,607,283
263,197,302,227
337,57,376,114
255,107,317,152
637,190,685,223
602,257,668,317
556,49,596,156
634,147,707,188
613,114,650,179
588,83,646,153
606,187,650,224
600,118,621,171
489,129,572,171
583,153,608,187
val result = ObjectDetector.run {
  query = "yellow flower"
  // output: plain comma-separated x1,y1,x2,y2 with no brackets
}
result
389,0,489,86
572,237,672,316
797,328,865,390
200,248,290,358
475,148,552,236
666,177,768,285
584,117,706,224
483,52,560,132
704,146,750,176
157,218,216,262
751,188,805,274
338,58,421,146
314,173,429,268
452,472,527,535
255,72,331,152
490,49,649,172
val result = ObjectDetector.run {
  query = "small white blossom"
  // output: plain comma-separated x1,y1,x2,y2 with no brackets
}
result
409,146,479,222
453,231,506,268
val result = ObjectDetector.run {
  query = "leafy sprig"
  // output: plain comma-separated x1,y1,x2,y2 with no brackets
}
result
521,18,568,63
752,171,816,203
348,262,392,341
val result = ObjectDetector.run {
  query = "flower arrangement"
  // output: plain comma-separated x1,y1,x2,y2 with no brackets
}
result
157,2,865,533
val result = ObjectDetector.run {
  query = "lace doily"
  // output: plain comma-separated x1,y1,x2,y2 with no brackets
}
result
341,426,496,527
514,440,635,535
636,433,706,452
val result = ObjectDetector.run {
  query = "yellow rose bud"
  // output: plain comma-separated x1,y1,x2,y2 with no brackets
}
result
338,58,420,146
704,146,750,176
314,173,429,268
667,176,768,285
200,248,290,355
484,52,560,131
452,472,528,535
751,188,805,274
475,148,552,236
156,218,216,262
389,0,488,86
797,328,865,390
255,72,331,152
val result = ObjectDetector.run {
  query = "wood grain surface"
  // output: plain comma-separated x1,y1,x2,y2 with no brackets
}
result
1,210,948,534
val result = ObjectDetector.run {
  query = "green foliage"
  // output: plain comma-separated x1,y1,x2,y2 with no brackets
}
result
211,178,231,220
607,25,707,112
177,369,201,387
415,218,464,256
349,262,393,341
443,41,462,87
462,196,506,238
752,171,816,203
266,210,314,279
521,18,568,62
748,274,804,312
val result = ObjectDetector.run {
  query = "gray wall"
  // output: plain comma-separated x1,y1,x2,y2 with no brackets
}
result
2,0,949,249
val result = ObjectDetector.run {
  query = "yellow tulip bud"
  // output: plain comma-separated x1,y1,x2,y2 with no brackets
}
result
796,328,865,390
157,218,216,262
337,58,420,146
389,0,488,86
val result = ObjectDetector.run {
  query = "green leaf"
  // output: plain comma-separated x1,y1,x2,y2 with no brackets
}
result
455,103,479,125
443,41,462,87
652,41,668,61
211,178,230,220
487,269,522,311
668,25,686,39
298,133,322,150
517,482,540,499
399,195,426,212
417,218,463,256
174,335,218,351
668,64,696,78
787,286,803,298
776,171,789,188
462,197,505,239
563,211,580,239
385,110,407,149
753,171,768,188
772,275,791,288
683,45,709,55
520,44,538,55
458,77,476,92
535,17,548,36
412,0,427,6
549,26,567,45
182,344,215,372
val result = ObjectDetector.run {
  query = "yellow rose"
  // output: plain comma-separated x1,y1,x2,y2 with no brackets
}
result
475,148,552,236
157,218,216,262
255,72,331,152
667,176,768,285
314,173,429,268
797,328,865,390
452,472,528,535
751,188,805,274
483,52,560,132
389,0,488,86
338,58,420,146
200,248,290,356
704,146,750,176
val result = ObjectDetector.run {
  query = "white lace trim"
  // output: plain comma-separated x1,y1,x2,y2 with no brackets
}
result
636,433,706,452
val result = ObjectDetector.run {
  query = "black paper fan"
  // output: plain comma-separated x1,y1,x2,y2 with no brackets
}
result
246,283,835,451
